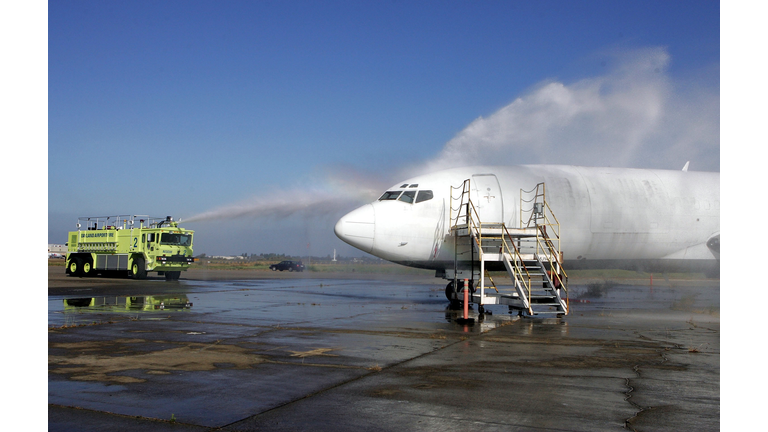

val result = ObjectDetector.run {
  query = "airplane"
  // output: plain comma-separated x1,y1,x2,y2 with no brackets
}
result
334,164,719,314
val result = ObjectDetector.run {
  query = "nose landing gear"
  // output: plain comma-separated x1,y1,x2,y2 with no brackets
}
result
445,279,475,308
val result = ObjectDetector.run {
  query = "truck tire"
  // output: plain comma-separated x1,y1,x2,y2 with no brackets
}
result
81,258,93,276
68,257,83,277
131,257,147,279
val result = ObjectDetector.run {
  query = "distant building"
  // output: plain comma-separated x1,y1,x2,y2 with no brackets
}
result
48,244,67,254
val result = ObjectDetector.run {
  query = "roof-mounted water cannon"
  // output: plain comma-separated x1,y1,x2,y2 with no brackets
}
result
157,216,180,228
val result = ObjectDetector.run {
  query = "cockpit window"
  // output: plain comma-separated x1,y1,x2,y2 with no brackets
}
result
415,190,433,203
400,184,409,188
379,191,402,201
409,184,418,188
380,189,433,203
398,191,416,203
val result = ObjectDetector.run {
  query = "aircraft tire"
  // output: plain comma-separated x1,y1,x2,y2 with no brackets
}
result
446,280,476,308
445,281,455,301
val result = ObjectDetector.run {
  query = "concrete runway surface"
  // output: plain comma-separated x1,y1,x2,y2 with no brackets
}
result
48,269,719,431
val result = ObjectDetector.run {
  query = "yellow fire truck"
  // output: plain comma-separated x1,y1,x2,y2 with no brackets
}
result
66,215,194,281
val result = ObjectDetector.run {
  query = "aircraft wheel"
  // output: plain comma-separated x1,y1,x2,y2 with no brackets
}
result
446,280,475,299
444,281,456,301
131,258,147,279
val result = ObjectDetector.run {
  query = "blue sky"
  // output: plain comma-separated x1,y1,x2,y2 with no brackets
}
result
45,0,721,257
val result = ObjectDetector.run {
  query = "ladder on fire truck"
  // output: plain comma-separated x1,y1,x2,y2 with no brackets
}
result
449,180,569,316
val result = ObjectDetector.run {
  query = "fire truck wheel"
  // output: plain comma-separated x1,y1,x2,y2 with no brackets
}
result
81,259,93,276
68,257,83,277
131,258,147,279
165,271,180,281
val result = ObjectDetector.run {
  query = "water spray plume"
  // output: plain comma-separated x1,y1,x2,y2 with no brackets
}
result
183,168,389,223
423,47,719,173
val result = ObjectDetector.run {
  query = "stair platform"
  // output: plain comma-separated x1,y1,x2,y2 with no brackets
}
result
452,225,538,238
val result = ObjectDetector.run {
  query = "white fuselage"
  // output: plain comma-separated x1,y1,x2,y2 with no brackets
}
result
334,165,720,273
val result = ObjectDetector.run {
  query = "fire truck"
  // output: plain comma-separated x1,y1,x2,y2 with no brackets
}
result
66,215,194,281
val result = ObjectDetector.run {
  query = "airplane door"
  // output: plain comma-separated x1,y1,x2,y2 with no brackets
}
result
470,174,504,223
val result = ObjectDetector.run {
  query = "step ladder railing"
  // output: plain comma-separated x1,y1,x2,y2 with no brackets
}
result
532,252,568,312
449,178,486,291
500,224,534,314
449,179,472,228
521,182,569,314
535,224,569,298
521,182,562,255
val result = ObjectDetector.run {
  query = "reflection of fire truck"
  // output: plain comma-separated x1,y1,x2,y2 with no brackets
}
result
66,215,194,281
63,295,193,311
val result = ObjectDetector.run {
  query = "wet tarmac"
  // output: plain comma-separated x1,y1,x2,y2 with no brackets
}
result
48,272,719,431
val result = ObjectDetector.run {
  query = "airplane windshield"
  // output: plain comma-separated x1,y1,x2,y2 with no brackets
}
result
379,190,434,203
398,191,416,203
379,191,402,201
415,190,433,203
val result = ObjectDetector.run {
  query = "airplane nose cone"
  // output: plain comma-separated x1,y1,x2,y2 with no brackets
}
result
334,204,375,253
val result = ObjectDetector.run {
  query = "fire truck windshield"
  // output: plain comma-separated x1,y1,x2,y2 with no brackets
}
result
160,233,192,246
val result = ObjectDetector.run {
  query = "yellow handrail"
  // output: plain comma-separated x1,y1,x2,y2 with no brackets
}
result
501,224,534,314
520,182,569,313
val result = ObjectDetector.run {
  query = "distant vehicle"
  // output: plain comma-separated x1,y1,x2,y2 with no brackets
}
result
48,253,65,259
269,260,305,272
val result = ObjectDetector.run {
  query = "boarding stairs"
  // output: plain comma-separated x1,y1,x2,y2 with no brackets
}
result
449,181,569,316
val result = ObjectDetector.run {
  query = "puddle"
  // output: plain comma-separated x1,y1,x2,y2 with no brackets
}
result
48,279,719,331
49,295,192,327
